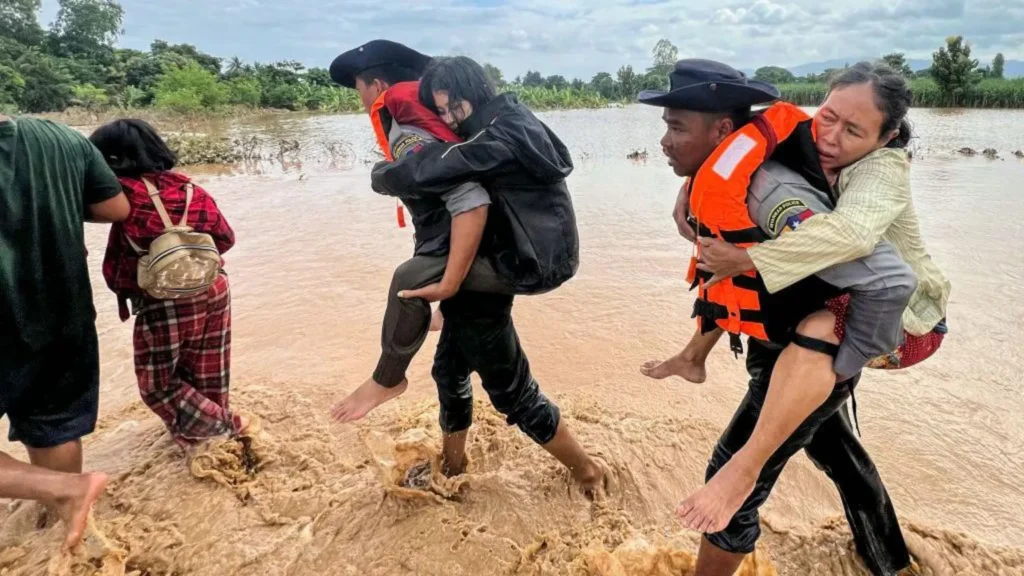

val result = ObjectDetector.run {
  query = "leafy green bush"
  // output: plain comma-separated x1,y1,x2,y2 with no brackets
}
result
260,83,303,110
71,83,109,110
0,64,26,107
116,85,147,109
225,77,261,107
153,61,225,112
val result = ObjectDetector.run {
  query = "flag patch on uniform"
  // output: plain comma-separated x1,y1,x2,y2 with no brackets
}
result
392,133,427,158
767,198,808,233
781,209,815,234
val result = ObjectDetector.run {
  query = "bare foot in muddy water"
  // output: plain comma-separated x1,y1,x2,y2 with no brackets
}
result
330,378,408,423
442,455,467,477
235,413,252,436
59,472,108,551
640,352,707,384
577,459,609,501
676,457,756,534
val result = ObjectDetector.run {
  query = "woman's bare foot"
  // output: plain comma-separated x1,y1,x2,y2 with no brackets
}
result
640,351,707,383
675,457,757,534
330,378,408,423
234,411,261,437
430,309,444,332
58,472,108,551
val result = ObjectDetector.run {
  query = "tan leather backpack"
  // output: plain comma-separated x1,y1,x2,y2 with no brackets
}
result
126,178,221,299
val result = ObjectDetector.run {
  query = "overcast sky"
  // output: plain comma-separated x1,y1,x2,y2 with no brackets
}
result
39,0,1024,79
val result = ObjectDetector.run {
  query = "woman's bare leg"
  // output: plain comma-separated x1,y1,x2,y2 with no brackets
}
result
678,311,839,533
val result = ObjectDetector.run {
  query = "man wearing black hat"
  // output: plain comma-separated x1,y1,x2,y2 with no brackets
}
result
328,40,505,424
637,60,915,575
329,39,432,113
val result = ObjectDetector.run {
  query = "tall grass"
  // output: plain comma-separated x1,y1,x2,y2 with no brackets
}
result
506,85,607,110
778,78,1024,108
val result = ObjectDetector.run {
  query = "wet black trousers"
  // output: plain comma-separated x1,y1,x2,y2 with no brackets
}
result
430,291,560,445
373,255,515,387
705,338,911,576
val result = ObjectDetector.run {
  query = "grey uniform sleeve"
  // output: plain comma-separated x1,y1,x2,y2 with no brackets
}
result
440,182,491,217
748,163,917,378
387,123,491,216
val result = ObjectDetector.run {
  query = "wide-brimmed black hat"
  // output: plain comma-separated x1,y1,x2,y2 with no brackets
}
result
638,59,779,111
329,39,432,89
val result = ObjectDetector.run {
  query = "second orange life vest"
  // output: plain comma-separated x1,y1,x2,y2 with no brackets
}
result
688,102,833,354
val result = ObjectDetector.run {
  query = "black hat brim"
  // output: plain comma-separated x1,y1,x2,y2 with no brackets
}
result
329,41,432,89
638,80,780,111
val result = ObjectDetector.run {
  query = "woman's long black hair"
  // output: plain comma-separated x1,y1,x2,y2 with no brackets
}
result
89,119,178,177
417,56,497,116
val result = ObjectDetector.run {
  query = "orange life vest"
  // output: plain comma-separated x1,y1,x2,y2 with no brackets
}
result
688,102,819,353
369,83,463,229
370,90,394,161
367,90,407,227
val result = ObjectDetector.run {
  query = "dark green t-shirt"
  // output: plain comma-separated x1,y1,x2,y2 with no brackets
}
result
0,117,122,352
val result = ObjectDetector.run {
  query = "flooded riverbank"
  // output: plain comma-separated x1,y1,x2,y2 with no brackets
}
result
2,105,1023,575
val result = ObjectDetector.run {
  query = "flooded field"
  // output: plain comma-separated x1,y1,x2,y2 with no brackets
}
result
2,105,1023,575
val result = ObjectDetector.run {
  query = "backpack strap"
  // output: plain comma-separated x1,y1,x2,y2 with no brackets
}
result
125,234,146,254
142,177,175,229
178,183,194,227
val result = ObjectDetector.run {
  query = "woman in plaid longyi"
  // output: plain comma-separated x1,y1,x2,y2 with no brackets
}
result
90,119,252,447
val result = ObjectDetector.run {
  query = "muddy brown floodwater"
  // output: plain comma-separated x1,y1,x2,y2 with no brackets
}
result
2,106,1024,575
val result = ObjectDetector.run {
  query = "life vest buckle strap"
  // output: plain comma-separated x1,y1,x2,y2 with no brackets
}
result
693,299,729,321
729,333,744,357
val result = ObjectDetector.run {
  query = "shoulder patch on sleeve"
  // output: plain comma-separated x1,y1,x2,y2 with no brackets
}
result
712,133,757,180
779,209,815,235
767,198,810,235
392,133,427,158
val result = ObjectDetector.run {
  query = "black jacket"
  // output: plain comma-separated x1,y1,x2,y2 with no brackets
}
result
371,93,580,295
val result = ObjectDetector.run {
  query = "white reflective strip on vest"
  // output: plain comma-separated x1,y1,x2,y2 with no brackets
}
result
712,133,757,180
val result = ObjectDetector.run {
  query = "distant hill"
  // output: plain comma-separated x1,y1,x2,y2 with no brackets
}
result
782,57,1023,79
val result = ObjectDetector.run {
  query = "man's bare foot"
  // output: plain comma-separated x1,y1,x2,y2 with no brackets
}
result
675,457,757,534
640,351,707,384
430,309,444,332
330,378,408,423
58,472,108,551
574,458,608,501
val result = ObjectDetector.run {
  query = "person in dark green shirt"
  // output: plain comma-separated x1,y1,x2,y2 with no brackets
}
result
0,114,129,551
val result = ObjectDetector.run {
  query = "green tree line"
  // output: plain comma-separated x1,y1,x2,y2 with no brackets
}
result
0,0,362,114
771,37,1021,108
1,0,1020,115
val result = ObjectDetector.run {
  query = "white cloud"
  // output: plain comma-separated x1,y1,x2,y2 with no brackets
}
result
38,0,1024,78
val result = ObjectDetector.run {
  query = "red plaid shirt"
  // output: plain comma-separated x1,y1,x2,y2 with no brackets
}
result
103,172,235,313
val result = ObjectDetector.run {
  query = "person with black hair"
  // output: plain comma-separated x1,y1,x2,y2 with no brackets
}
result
1,113,127,551
643,63,949,550
329,41,524,429
368,55,605,496
89,119,251,448
636,59,940,575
